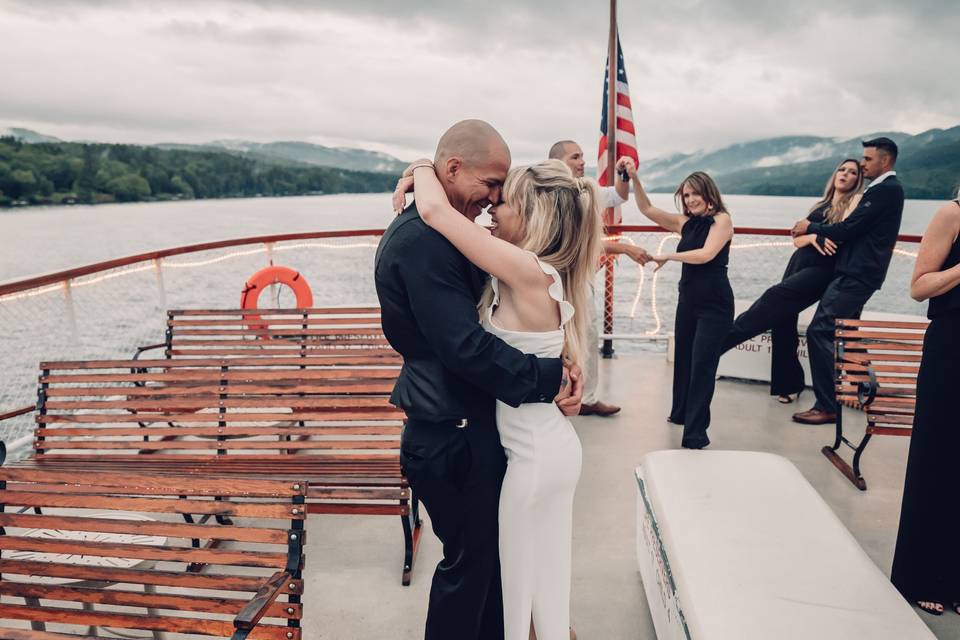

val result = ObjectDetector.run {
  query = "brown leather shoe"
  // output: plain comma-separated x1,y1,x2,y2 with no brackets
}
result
579,401,621,417
792,407,837,425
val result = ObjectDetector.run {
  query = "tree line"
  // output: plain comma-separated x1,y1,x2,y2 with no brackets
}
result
0,137,397,207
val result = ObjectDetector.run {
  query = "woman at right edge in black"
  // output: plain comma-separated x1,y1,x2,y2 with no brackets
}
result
720,158,864,403
891,191,960,617
628,166,734,450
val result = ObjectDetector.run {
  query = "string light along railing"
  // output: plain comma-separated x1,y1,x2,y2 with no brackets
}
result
0,225,927,449
1,226,923,336
601,224,923,341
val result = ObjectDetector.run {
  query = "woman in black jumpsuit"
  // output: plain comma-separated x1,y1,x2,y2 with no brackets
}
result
891,197,960,616
630,169,734,449
720,159,864,402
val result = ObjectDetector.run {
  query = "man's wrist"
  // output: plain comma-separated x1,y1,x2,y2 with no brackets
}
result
534,358,564,403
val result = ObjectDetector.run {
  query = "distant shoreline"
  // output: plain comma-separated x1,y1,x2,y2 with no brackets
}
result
0,189,395,211
2,187,950,213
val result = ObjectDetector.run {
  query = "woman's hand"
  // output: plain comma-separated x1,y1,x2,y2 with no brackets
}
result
620,156,639,179
392,176,414,214
625,244,651,265
393,158,435,214
650,255,670,272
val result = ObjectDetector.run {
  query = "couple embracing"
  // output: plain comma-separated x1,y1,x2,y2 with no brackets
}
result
374,119,602,640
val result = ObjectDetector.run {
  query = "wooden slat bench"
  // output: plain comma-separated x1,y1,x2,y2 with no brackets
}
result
4,357,421,585
821,318,929,490
0,467,307,640
138,308,398,361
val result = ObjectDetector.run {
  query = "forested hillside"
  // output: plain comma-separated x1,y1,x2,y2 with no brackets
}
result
0,137,397,207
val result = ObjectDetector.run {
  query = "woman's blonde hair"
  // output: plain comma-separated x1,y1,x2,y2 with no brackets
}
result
810,158,864,223
674,171,728,217
481,159,603,367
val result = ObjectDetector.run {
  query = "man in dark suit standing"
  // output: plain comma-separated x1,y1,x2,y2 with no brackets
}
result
789,137,905,424
375,119,582,640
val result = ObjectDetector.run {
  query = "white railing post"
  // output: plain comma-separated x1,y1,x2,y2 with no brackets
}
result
153,258,167,312
265,242,277,306
62,279,79,345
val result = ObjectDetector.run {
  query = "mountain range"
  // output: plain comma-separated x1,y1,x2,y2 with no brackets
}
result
640,126,960,199
5,126,959,199
157,140,408,174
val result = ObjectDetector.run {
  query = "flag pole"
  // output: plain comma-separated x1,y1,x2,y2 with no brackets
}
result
601,0,617,358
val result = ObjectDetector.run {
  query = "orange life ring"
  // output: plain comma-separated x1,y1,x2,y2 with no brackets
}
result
241,265,314,334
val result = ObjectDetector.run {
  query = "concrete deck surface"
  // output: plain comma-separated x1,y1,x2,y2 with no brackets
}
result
303,352,958,639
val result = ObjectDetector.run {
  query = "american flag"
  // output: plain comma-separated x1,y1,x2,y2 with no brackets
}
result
597,32,638,192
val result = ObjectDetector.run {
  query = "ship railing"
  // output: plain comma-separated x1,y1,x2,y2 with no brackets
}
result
0,226,923,456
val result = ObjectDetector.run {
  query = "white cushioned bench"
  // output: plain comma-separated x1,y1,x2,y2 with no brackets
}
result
635,450,935,639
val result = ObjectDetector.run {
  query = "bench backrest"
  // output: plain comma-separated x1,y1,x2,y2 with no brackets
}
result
32,358,404,467
0,468,307,639
834,319,929,435
163,308,398,360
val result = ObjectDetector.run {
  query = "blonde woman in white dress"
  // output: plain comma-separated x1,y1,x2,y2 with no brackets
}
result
404,158,603,640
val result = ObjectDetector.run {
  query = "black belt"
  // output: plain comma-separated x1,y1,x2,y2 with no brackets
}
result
405,417,468,429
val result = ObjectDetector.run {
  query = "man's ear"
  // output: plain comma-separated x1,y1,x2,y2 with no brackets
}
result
442,157,462,183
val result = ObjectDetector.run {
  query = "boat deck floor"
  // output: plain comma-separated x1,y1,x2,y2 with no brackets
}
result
304,351,954,638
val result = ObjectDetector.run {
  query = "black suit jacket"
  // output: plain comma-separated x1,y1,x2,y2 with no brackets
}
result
374,202,562,423
807,175,904,291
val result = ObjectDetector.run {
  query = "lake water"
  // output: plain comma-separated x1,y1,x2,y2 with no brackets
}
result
0,192,942,283
0,191,942,447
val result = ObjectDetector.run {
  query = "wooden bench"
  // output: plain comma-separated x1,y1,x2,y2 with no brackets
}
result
0,466,307,640
822,318,929,490
4,357,421,585
138,308,398,361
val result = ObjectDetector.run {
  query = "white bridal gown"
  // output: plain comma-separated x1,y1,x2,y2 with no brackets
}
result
482,255,583,640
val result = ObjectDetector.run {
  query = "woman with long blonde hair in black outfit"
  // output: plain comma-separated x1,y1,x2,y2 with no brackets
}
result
720,159,864,402
628,166,734,449
891,192,960,617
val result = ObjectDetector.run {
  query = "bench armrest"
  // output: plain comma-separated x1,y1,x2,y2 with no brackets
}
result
134,342,166,360
0,405,35,465
856,365,879,407
232,570,291,638
0,405,34,422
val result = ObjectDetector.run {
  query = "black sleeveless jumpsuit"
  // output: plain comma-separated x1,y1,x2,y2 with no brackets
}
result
669,214,734,449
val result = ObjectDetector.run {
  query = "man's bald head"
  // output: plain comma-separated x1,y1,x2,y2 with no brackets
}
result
549,140,585,178
548,140,577,160
432,119,512,220
434,119,510,168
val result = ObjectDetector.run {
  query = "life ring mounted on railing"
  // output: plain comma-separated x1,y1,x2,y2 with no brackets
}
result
240,264,314,335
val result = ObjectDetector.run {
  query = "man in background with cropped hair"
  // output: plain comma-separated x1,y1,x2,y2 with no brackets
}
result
550,140,651,417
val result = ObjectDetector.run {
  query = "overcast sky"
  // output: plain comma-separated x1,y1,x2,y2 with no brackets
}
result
2,0,958,163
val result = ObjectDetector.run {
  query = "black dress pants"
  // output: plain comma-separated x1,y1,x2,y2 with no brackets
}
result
671,297,733,448
400,416,507,640
721,266,833,396
806,275,876,413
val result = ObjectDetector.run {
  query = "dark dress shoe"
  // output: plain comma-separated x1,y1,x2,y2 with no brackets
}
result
791,407,837,424
579,401,621,417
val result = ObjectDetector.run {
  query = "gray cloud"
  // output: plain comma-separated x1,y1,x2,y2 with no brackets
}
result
1,0,957,162
151,20,313,48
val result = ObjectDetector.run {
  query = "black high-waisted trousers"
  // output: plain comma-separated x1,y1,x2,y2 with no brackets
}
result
720,265,834,396
670,278,734,449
